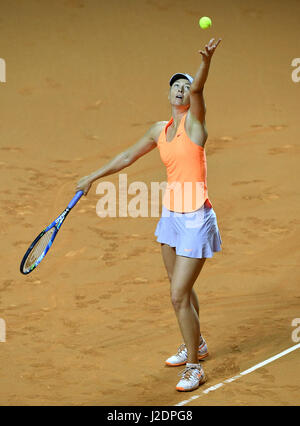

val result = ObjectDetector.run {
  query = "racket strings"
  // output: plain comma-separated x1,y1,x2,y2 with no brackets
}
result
23,228,56,272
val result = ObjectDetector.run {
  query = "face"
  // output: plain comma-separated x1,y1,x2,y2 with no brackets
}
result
168,78,191,106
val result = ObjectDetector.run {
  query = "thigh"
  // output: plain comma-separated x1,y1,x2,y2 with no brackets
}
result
171,255,206,298
161,243,176,282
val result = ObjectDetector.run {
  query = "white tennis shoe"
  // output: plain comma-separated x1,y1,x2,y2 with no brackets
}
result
176,363,206,392
165,337,209,367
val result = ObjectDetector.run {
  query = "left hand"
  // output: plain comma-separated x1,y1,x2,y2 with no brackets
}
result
198,38,222,61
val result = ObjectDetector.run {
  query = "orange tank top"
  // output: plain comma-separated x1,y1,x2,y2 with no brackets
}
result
157,112,213,213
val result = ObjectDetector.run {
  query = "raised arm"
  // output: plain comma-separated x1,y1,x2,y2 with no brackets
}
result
188,38,222,124
75,121,164,196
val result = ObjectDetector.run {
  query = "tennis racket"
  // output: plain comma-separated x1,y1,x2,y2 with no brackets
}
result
20,190,84,275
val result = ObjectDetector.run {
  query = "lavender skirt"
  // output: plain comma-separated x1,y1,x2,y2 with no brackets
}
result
154,204,222,258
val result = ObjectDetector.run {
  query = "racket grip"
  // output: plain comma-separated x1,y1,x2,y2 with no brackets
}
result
68,190,84,209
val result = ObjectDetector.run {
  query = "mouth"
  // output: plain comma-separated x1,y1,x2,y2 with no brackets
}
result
176,95,183,99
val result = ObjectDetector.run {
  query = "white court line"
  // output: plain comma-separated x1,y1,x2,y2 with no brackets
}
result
175,343,300,406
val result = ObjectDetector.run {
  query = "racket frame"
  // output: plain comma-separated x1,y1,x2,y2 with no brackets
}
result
20,191,83,275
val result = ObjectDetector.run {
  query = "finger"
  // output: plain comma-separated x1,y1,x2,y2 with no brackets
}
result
211,40,221,52
208,38,215,47
215,38,222,47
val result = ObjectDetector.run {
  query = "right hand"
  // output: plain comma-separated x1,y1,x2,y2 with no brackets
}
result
75,175,93,196
198,37,222,62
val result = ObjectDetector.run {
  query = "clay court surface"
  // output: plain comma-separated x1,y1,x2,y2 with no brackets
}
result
0,0,299,406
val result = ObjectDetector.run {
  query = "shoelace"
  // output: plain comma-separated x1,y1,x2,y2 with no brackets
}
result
176,343,187,356
178,365,201,379
177,340,205,356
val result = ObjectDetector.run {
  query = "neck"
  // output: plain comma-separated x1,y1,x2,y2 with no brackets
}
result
170,105,189,127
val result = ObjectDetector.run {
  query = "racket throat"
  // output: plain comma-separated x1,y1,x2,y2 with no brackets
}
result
55,208,70,230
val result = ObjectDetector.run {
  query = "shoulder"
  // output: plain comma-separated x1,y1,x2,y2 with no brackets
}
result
150,121,168,143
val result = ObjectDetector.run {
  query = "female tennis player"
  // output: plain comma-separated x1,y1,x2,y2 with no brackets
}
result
76,37,222,392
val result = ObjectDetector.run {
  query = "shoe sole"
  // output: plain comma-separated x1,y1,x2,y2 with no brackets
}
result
165,351,209,367
176,374,207,392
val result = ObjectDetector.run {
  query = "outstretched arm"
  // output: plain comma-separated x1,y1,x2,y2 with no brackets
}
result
188,38,222,125
191,38,222,92
75,121,163,196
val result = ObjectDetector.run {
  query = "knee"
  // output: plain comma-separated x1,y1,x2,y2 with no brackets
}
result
171,290,190,311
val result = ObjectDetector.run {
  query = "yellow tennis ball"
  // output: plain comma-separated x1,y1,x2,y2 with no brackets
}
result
199,16,212,29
